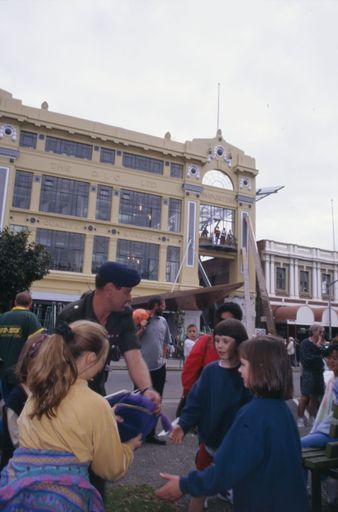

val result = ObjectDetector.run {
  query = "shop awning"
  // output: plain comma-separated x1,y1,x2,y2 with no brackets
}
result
273,305,338,326
131,282,244,311
273,305,315,325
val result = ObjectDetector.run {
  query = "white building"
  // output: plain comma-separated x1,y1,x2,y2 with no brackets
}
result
258,239,338,340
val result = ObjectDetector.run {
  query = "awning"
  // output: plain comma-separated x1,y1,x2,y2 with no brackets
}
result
273,305,338,326
131,282,244,311
273,305,315,325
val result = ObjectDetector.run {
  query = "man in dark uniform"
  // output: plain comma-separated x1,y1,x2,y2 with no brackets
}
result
57,261,161,499
57,261,160,404
0,291,43,399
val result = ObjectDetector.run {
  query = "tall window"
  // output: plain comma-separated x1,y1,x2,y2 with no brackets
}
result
45,136,92,160
199,204,235,238
117,240,159,280
166,246,180,282
39,176,89,217
322,273,332,296
119,190,161,229
12,170,33,209
168,198,181,232
170,163,183,178
100,147,115,164
122,152,163,175
19,131,37,149
9,224,28,234
92,236,109,273
299,270,310,294
276,267,287,292
96,185,112,221
36,229,84,272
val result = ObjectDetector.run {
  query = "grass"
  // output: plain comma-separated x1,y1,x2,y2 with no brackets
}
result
106,484,179,512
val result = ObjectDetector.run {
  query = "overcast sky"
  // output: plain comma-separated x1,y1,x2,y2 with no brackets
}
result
2,0,337,251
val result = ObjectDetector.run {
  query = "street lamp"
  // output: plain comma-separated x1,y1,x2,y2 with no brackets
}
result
325,279,338,340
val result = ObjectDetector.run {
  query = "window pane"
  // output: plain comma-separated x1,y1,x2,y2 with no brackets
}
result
92,236,109,273
36,228,85,272
96,185,112,220
170,163,183,178
9,224,28,234
199,204,235,242
119,189,161,229
45,136,92,160
299,270,309,294
117,239,159,280
39,175,89,217
122,152,163,175
166,246,180,282
19,131,37,149
276,267,286,291
12,170,33,209
100,147,115,164
168,198,181,232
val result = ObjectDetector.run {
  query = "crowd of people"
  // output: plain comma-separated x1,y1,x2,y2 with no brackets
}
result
0,260,337,511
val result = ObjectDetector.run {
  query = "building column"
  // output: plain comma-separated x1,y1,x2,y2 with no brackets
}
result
264,255,270,294
294,259,299,297
158,245,167,282
334,269,338,301
270,255,275,295
289,258,295,297
83,234,94,274
317,263,322,299
312,263,318,299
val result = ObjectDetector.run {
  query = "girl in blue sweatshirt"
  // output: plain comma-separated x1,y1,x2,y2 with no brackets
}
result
156,336,309,512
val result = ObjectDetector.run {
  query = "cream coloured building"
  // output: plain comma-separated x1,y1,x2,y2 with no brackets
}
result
258,239,338,340
0,89,257,328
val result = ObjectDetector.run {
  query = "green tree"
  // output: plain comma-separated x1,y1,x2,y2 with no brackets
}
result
0,228,51,312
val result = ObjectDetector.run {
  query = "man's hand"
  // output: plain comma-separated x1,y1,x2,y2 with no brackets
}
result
155,473,182,501
169,424,184,444
143,388,161,414
126,433,142,451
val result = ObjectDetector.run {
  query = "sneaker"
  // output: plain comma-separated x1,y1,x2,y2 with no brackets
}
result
308,416,315,427
297,417,307,428
217,490,233,504
325,477,338,504
203,498,208,509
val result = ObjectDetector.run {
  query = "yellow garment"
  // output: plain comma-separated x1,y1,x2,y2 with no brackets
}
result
18,378,133,481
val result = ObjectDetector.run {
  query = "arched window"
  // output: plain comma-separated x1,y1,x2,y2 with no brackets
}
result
202,170,233,190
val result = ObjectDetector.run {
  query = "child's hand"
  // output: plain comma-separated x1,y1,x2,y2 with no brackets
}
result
155,473,182,501
169,424,184,444
126,433,142,451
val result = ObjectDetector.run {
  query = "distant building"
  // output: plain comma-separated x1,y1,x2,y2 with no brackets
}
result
0,89,257,330
258,239,338,340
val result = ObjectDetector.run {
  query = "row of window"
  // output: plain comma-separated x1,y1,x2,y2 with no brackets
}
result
19,131,183,177
276,267,334,296
31,227,180,281
12,171,182,232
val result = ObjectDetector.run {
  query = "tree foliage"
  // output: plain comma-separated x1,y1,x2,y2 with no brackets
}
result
0,227,51,312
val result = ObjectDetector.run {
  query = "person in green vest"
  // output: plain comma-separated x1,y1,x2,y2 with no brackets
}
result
0,290,43,399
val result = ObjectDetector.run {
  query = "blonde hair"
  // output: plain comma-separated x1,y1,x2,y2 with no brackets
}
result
27,320,109,419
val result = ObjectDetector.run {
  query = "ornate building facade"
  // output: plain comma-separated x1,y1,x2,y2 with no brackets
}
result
0,89,257,329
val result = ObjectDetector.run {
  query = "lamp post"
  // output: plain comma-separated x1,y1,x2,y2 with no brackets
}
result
327,279,338,341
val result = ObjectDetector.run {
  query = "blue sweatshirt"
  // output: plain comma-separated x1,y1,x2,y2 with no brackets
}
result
178,361,251,450
180,397,309,512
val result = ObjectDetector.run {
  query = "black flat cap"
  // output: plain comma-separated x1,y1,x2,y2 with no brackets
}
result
97,262,141,288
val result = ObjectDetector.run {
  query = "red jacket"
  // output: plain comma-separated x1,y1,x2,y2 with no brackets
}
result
181,334,219,396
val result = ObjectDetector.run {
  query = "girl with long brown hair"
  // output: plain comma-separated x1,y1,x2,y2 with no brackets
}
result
0,320,141,511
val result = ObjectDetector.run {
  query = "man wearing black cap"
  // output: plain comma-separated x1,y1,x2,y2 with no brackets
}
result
57,261,160,405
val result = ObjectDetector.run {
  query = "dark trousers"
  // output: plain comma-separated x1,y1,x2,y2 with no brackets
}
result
147,363,166,438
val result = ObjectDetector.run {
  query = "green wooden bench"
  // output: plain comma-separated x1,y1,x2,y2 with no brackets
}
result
302,404,338,512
